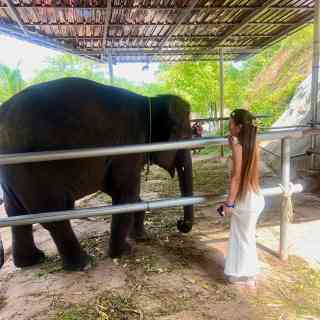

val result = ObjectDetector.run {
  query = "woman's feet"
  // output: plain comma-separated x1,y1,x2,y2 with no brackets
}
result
225,275,256,288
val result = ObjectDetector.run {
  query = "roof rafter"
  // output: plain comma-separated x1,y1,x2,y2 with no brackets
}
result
235,13,313,61
56,34,273,40
23,22,296,27
0,0,315,63
207,0,287,52
100,0,112,60
2,0,27,35
0,5,314,11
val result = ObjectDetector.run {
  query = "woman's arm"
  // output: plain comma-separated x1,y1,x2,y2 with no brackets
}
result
226,143,242,204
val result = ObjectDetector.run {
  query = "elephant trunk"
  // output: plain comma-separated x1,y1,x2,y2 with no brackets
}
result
0,236,4,268
176,149,194,233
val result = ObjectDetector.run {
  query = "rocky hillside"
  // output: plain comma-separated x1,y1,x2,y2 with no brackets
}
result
244,25,313,126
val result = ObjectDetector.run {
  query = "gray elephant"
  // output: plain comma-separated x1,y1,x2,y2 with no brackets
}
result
0,77,194,271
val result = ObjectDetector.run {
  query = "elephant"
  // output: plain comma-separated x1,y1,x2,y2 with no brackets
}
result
0,77,194,271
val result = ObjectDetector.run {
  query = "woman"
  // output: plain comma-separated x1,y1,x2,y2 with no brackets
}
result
221,109,265,287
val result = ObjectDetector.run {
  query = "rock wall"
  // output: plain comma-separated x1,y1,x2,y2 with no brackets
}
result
261,74,319,182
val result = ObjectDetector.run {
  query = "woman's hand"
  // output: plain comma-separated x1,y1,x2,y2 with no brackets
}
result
228,135,237,149
223,204,233,217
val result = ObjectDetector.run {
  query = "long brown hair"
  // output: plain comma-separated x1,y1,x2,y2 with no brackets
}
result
230,109,260,200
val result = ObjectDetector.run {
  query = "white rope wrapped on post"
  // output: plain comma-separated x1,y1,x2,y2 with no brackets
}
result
279,182,295,223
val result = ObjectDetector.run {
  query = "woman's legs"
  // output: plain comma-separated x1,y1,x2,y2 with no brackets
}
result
224,194,264,280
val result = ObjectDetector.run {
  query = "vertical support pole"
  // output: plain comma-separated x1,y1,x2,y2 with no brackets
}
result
108,51,114,84
219,49,224,157
311,0,320,169
280,138,290,261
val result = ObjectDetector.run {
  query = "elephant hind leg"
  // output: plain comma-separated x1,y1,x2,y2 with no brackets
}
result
129,210,149,242
26,192,89,271
41,220,90,271
3,186,45,268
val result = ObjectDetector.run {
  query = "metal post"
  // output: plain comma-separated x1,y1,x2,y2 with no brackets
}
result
311,0,320,169
108,51,114,84
280,138,290,260
219,48,224,157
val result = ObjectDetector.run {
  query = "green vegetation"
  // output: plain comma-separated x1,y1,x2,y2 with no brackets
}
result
0,64,25,103
0,24,314,127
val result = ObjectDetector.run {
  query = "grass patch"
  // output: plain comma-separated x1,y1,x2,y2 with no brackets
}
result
51,292,142,320
35,255,63,278
250,256,320,319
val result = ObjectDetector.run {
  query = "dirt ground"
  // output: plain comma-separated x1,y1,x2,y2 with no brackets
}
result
0,156,320,320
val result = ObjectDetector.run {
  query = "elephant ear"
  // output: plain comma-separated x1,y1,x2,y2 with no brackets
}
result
167,96,192,140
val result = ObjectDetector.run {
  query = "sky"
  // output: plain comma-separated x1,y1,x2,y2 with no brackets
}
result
0,35,159,84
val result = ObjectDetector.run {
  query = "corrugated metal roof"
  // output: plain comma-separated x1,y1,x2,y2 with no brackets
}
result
0,0,314,63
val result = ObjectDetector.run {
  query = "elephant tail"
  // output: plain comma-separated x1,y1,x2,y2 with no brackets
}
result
0,236,4,268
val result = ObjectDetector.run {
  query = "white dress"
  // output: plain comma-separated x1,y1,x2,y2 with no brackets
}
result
224,158,265,278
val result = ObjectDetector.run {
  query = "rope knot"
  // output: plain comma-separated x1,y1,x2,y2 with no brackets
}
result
279,182,294,198
279,182,295,223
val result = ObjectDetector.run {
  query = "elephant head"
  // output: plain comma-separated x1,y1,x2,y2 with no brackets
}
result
150,95,194,233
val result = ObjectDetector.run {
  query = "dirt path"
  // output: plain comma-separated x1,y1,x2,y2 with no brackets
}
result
0,158,320,320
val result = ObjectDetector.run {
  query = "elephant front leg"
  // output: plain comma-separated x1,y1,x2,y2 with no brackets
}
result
4,190,45,268
11,225,45,267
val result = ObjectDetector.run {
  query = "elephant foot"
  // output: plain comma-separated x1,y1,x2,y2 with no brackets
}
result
129,229,150,242
13,248,46,268
177,219,193,233
62,252,91,271
109,240,132,259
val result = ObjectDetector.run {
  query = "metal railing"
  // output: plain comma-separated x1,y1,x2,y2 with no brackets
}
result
0,125,319,260
0,127,307,165
190,114,270,123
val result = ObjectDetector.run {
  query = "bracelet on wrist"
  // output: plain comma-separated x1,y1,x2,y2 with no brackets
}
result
224,202,235,208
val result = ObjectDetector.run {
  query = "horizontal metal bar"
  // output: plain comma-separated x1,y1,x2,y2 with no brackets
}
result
259,145,281,158
191,114,270,122
0,128,313,166
0,184,303,228
291,152,308,160
306,148,320,156
0,197,204,228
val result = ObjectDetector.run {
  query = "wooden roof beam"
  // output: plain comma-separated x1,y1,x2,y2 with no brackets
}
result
88,48,261,55
0,24,101,61
158,0,200,49
0,5,314,11
100,0,112,60
234,14,313,61
2,0,28,36
56,34,273,40
24,22,296,27
207,0,288,52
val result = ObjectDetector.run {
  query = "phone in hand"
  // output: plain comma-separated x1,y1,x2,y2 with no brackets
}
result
217,205,225,217
231,136,239,145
